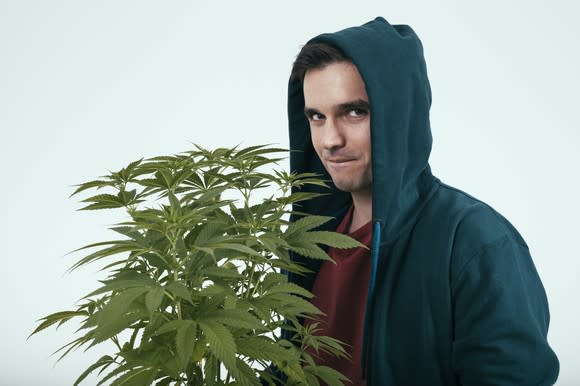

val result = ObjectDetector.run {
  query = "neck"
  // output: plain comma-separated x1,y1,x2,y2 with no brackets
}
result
349,190,372,233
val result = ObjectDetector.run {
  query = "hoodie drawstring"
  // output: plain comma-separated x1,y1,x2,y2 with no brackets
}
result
361,220,382,379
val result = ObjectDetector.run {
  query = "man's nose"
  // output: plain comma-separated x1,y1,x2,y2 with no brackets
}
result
321,117,345,150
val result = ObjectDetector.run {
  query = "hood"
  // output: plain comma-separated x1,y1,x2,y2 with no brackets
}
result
288,16,438,245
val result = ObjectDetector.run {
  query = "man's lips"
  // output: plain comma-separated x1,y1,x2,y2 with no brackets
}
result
325,158,357,168
326,158,356,163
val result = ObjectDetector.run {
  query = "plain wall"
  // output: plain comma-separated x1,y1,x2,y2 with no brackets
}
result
1,1,578,385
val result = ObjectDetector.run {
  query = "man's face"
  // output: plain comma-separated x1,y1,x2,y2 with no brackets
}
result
303,61,372,195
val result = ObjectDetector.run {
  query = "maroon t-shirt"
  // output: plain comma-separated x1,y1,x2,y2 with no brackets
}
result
305,205,372,385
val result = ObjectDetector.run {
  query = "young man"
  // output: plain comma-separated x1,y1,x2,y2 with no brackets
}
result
284,17,559,385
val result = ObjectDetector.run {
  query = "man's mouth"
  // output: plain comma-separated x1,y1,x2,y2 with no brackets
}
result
326,157,356,163
326,158,356,167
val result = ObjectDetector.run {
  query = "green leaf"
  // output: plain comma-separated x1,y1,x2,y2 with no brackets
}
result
203,356,219,386
83,271,157,298
175,321,197,369
265,282,314,299
235,144,286,158
284,215,333,237
304,365,349,386
266,293,322,317
195,221,227,245
200,266,242,279
69,242,149,271
287,243,334,262
198,321,237,373
109,366,157,386
79,194,125,210
202,309,263,330
191,332,207,363
73,355,114,386
209,242,260,256
279,192,327,205
29,310,88,337
87,287,149,344
96,362,134,386
117,189,138,206
236,336,290,363
164,282,193,303
259,234,289,253
145,287,165,315
198,283,227,297
303,231,366,249
70,180,111,197
232,357,261,386
155,319,192,336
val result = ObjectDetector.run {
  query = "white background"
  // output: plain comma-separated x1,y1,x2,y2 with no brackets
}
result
1,1,578,385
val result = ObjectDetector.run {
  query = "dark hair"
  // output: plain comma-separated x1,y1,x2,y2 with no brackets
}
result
290,41,351,83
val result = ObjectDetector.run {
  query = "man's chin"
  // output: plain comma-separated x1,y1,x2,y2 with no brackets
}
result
333,181,360,193
331,177,372,195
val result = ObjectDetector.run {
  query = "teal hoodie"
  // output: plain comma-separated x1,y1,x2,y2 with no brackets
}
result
285,16,559,385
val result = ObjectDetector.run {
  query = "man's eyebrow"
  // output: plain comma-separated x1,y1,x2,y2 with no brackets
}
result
304,107,320,117
304,99,370,116
337,99,370,112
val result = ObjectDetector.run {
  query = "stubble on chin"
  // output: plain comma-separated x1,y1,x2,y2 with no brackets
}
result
330,170,372,194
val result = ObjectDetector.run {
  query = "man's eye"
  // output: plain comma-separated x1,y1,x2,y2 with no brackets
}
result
348,108,368,117
311,113,324,121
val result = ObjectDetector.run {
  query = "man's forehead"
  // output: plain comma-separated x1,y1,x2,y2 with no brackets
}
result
303,62,368,102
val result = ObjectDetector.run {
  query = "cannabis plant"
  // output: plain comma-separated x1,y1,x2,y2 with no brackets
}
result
30,145,363,386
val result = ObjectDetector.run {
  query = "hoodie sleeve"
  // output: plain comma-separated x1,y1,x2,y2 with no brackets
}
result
451,233,559,385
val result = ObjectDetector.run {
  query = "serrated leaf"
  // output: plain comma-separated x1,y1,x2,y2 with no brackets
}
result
224,295,236,310
154,319,192,335
29,310,88,337
288,243,334,262
164,282,193,303
83,272,157,298
265,282,313,299
279,192,327,205
232,357,261,386
284,215,333,237
80,193,124,207
96,362,133,386
198,283,227,297
236,336,289,363
209,242,260,256
70,180,111,197
259,234,289,253
304,365,348,386
266,293,322,317
117,189,138,206
200,266,242,279
109,366,156,386
198,321,237,373
88,287,149,344
109,226,148,245
69,242,149,272
303,231,366,249
202,309,263,330
73,355,114,386
195,221,227,245
191,332,207,363
145,287,165,315
175,321,197,369
235,144,286,158
204,356,218,386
